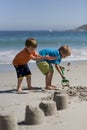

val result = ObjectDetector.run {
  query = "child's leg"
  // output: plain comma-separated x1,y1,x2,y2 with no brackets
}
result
37,61,56,89
26,75,32,89
46,71,53,87
17,78,23,92
45,71,56,90
14,64,32,92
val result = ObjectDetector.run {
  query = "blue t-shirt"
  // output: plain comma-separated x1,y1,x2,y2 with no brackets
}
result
39,48,62,64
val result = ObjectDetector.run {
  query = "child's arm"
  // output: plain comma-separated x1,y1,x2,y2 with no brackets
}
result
31,52,57,61
55,64,65,79
59,65,65,70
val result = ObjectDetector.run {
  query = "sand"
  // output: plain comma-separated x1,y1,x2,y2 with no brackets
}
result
0,60,87,130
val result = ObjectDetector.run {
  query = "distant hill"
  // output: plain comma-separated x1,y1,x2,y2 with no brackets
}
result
75,24,87,31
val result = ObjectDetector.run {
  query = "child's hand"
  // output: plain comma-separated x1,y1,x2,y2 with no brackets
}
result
46,55,57,60
62,75,66,79
60,65,65,70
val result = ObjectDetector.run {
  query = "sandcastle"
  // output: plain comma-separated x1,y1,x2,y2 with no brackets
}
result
53,92,68,110
25,105,45,125
39,101,57,116
0,113,18,130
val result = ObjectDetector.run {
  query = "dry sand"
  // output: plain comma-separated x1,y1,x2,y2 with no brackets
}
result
0,60,87,130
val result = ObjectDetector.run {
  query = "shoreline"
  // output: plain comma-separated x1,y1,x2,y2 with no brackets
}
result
0,59,87,72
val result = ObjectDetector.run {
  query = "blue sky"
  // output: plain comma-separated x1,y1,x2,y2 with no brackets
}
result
0,0,87,30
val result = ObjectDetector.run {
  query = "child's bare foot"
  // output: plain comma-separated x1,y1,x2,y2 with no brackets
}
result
17,88,23,93
46,86,56,90
51,85,57,89
28,86,33,90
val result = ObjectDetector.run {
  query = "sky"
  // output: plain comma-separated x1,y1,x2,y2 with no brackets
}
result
0,0,87,30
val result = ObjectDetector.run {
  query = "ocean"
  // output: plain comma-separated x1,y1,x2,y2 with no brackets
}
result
0,30,87,71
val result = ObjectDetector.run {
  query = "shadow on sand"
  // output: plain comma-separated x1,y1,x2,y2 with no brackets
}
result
0,87,42,94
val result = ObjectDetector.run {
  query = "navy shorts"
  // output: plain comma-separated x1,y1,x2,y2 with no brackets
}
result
14,64,31,78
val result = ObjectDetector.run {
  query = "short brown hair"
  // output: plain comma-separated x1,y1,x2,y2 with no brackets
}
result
25,38,37,48
59,45,71,56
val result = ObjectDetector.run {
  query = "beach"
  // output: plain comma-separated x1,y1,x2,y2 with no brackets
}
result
0,60,87,130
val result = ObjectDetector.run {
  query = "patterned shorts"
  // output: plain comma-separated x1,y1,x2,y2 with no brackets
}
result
36,61,53,75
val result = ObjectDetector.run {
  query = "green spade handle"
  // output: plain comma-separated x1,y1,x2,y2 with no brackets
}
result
61,68,69,86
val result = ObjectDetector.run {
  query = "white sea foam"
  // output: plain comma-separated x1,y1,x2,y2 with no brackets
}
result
0,50,35,64
0,50,17,64
0,48,87,64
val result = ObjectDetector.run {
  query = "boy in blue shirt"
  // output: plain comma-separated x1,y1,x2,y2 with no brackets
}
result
36,45,71,90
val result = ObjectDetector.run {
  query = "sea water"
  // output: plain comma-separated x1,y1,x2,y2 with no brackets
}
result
0,30,87,71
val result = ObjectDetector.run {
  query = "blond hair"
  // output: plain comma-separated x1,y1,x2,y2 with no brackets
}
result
59,45,71,56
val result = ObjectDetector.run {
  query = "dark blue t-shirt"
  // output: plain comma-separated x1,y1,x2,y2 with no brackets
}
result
39,48,62,64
